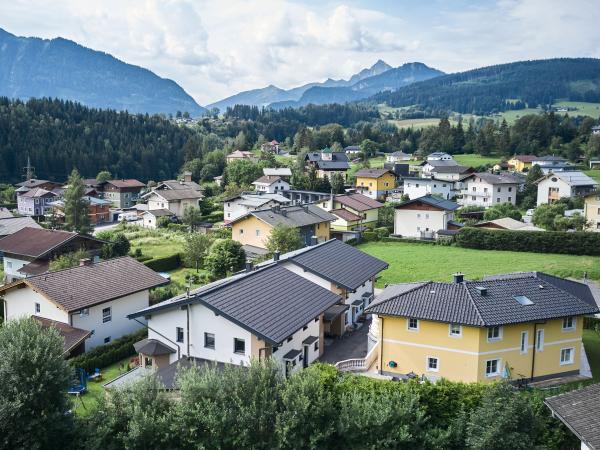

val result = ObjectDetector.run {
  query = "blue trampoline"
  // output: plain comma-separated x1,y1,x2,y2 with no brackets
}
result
68,368,87,395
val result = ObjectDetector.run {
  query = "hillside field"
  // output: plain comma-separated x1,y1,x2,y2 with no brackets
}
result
584,169,600,183
357,241,600,286
453,154,500,167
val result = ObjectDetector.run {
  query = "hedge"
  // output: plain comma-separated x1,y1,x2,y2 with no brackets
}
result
69,328,147,372
456,227,600,256
583,316,600,330
143,253,182,271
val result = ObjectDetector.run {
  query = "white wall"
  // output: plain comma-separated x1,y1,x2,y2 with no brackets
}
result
3,256,29,281
403,179,453,200
536,177,571,206
280,261,333,290
394,209,450,238
460,179,518,208
254,179,290,193
4,287,69,323
71,290,149,350
271,315,321,375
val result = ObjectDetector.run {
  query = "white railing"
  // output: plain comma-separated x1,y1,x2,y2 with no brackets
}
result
335,343,379,372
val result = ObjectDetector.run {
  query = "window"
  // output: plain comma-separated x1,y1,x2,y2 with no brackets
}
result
485,359,500,377
508,197,512,202
472,196,476,201
425,213,429,219
520,331,528,354
314,341,319,352
104,337,111,344
239,229,244,235
484,187,488,193
303,325,308,331
508,187,512,192
497,198,501,203
408,318,419,331
449,323,462,337
102,307,112,323
427,356,439,372
80,308,89,316
204,332,215,349
234,338,245,354
176,327,184,343
6,261,12,269
487,326,502,341
35,302,40,314
536,329,544,351
472,187,476,192
560,348,574,365
255,229,260,237
562,317,576,331
497,187,501,192
416,213,421,218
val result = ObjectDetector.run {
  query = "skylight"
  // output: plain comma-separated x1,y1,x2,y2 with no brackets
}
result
514,295,534,306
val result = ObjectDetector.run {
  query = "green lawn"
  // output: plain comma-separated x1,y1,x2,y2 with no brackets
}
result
554,101,600,119
123,226,185,259
584,169,600,184
583,330,600,382
453,153,500,168
71,357,132,416
167,266,208,291
358,242,600,286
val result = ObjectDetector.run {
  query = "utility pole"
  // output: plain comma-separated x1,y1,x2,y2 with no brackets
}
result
23,155,35,181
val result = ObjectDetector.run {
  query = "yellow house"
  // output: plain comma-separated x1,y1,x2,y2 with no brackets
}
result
230,204,335,256
318,193,384,230
584,191,600,231
354,168,396,201
508,155,537,172
366,272,598,383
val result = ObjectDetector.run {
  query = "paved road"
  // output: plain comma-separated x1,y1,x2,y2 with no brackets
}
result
319,321,369,364
92,220,142,235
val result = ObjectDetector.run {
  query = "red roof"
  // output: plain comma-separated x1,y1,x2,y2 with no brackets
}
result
106,179,145,188
335,193,383,212
270,140,279,145
331,208,362,222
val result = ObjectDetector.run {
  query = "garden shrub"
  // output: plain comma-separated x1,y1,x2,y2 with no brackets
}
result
69,328,146,372
583,316,600,330
362,231,377,242
374,227,390,239
144,253,182,271
456,227,600,256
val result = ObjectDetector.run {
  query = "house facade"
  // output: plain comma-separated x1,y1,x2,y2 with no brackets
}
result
226,150,258,163
460,172,522,207
317,193,383,229
144,189,203,218
394,195,459,239
536,172,598,206
532,155,574,174
403,177,454,200
508,155,537,173
101,179,146,208
354,169,396,201
366,272,598,382
223,192,290,223
49,196,111,225
142,209,175,229
0,257,167,353
230,204,335,255
128,264,340,376
584,191,600,231
17,187,58,216
252,176,290,193
305,149,350,179
386,151,412,163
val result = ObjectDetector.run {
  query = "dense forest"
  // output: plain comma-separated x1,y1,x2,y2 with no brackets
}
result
370,58,600,115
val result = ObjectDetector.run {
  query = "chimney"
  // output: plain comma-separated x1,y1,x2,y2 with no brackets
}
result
475,286,487,296
79,258,92,267
453,273,464,284
183,171,192,183
245,262,253,273
273,251,280,261
310,236,318,246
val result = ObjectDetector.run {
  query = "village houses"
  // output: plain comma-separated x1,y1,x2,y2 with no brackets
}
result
366,272,598,382
508,155,537,173
403,176,454,200
317,192,384,230
251,175,290,193
305,148,350,179
393,195,461,239
535,171,598,206
354,168,396,201
459,172,523,208
223,192,290,223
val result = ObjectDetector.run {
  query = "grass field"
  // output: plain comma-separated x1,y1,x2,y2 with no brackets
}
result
554,101,600,119
72,357,131,416
453,153,500,168
387,118,441,129
124,226,185,259
357,241,600,286
583,330,600,382
584,169,600,184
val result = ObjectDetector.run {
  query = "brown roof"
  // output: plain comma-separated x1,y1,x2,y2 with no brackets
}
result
18,260,50,276
331,208,362,222
105,179,146,188
150,189,204,201
32,316,91,354
19,187,57,198
16,179,55,188
0,227,85,257
335,193,383,212
511,155,537,163
354,168,392,178
0,257,168,312
253,175,282,185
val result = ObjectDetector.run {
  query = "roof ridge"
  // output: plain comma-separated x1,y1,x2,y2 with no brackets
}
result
372,281,433,308
462,283,486,326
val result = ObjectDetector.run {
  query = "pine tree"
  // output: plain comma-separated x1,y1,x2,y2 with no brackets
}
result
63,169,91,235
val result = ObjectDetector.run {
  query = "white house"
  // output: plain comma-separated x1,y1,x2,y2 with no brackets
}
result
0,257,167,354
386,151,412,163
535,171,598,206
142,209,175,229
128,264,340,376
403,177,454,200
223,192,290,223
459,172,523,208
252,175,290,193
143,189,204,218
256,239,388,333
427,152,453,161
532,155,574,174
394,195,461,239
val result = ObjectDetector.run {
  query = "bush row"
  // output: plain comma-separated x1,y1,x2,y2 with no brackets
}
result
69,328,146,372
583,316,600,330
144,253,182,272
456,227,600,256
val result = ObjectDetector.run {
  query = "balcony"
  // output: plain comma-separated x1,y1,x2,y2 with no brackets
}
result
461,190,491,198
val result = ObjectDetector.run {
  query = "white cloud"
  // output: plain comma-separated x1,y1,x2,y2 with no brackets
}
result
1,0,599,105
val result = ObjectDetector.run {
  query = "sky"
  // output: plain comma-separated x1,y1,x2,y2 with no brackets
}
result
1,0,600,105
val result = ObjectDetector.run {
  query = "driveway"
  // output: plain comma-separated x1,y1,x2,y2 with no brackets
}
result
319,320,370,364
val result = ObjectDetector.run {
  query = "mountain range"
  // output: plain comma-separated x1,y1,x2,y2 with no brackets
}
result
0,28,205,116
208,60,444,111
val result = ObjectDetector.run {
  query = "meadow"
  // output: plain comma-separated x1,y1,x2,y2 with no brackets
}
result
453,153,500,167
357,241,600,286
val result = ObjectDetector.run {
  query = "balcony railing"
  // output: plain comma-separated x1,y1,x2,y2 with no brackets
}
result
334,343,379,372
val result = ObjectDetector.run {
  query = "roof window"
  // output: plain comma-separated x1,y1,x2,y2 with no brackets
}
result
514,295,534,306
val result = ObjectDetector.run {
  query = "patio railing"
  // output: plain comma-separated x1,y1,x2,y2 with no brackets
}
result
335,343,379,372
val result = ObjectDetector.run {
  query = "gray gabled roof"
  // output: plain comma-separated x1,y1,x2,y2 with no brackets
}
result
541,171,598,187
366,273,599,327
545,383,600,450
0,217,42,237
241,204,336,228
305,152,350,170
256,239,388,291
129,264,341,345
395,195,459,211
